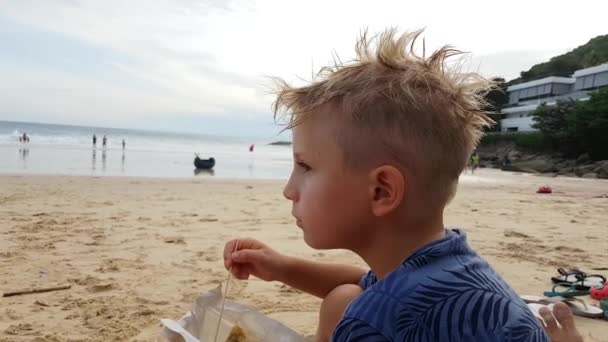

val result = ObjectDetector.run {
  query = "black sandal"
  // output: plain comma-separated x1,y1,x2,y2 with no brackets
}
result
551,268,607,290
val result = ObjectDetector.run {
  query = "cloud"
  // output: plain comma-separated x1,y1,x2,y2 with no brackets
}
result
472,49,568,80
0,0,606,134
0,3,280,136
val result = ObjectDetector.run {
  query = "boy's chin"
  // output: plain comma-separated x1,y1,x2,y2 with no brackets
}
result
302,232,341,250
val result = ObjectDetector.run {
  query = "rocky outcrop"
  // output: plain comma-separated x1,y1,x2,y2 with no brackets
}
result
574,164,597,177
478,141,607,179
570,160,608,179
594,160,608,178
508,159,557,173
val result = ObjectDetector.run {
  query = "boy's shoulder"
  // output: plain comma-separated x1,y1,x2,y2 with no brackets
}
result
334,229,549,342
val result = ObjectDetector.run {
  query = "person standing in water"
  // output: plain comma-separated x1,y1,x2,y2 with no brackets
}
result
93,134,97,147
102,135,107,150
121,142,126,172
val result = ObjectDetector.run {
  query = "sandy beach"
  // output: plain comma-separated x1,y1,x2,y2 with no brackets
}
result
1,170,607,341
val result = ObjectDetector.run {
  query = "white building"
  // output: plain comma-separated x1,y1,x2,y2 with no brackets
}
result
573,63,608,91
500,63,608,132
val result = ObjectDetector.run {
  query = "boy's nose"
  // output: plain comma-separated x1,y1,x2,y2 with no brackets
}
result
283,177,297,202
283,184,294,201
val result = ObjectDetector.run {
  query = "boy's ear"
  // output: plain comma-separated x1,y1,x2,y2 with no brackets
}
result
368,165,405,217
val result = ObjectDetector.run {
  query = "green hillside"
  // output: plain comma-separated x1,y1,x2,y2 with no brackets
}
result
509,34,608,85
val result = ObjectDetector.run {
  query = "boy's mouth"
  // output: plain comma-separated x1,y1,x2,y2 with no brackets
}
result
291,211,303,228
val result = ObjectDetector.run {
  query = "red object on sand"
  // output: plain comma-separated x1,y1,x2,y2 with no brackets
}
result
591,283,608,300
536,186,552,194
249,144,254,152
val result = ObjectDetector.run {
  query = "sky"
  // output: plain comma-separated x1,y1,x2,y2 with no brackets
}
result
0,0,607,137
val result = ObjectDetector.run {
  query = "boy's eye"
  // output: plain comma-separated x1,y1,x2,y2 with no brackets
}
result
296,162,311,172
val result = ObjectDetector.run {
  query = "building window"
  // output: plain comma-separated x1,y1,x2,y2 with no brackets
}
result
507,127,518,132
595,72,608,88
583,75,595,89
519,89,526,99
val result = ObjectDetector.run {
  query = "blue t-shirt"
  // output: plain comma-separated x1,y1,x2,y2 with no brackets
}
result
332,229,549,342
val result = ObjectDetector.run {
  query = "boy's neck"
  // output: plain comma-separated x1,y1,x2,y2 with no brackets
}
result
355,215,446,280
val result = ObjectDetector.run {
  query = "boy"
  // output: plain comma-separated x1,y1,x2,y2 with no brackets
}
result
224,29,551,341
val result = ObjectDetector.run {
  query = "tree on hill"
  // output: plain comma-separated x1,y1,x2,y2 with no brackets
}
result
531,88,608,160
570,87,608,160
531,100,578,155
509,34,608,85
483,77,509,131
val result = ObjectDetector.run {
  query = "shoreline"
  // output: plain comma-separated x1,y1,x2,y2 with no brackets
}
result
3,165,608,182
0,172,291,184
1,172,606,341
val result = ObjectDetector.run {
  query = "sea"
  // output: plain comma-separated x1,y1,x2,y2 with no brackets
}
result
0,120,293,179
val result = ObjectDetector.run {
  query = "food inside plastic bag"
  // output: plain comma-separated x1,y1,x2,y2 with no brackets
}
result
225,326,247,342
160,286,310,342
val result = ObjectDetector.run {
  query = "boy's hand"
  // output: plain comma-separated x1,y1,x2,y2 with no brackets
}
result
223,238,287,281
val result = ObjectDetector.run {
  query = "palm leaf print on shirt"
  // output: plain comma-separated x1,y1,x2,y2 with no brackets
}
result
396,263,544,342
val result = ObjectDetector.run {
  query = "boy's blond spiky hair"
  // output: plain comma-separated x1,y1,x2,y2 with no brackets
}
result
273,28,494,204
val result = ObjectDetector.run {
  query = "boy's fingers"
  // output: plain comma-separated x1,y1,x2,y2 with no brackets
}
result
237,268,250,280
552,302,576,330
223,238,261,262
233,238,263,250
224,249,233,269
230,264,240,276
232,249,263,264
223,238,267,275
232,266,242,279
230,265,249,280
538,306,558,334
223,239,237,263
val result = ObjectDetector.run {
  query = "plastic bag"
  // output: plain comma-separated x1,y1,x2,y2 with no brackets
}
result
160,286,310,342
